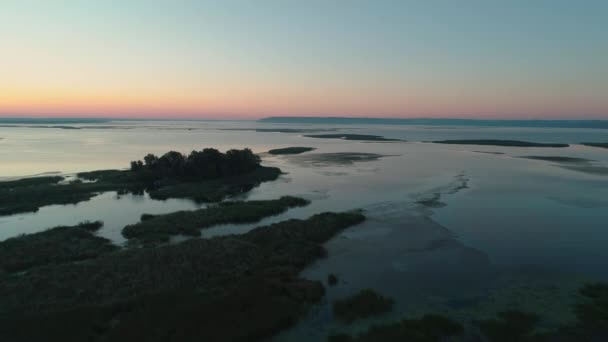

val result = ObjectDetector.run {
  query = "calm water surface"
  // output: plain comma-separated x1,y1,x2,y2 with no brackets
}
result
1,120,607,337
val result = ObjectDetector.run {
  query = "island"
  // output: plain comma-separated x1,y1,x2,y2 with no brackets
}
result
304,134,403,142
267,147,315,155
0,148,281,215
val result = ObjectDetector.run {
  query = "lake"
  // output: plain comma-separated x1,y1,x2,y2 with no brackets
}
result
1,120,607,338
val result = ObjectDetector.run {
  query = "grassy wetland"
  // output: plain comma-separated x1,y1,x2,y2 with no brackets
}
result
0,211,366,341
123,196,310,243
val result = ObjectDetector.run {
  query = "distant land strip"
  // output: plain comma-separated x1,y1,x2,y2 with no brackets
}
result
258,117,608,129
0,118,110,125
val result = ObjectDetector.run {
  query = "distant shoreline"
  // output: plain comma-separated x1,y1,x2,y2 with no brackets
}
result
258,117,608,129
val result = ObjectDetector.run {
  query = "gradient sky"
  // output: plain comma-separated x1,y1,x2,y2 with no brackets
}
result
1,0,607,119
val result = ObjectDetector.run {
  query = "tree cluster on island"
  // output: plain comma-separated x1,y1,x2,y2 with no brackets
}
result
129,148,261,182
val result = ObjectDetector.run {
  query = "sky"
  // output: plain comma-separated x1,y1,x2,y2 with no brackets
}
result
1,0,607,119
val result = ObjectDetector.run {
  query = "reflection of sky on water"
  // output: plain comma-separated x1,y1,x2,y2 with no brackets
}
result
1,121,608,335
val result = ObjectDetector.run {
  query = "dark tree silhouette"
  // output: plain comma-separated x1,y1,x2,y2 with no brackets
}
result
130,148,262,182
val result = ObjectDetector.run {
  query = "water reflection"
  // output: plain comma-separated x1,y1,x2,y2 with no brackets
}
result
1,121,608,338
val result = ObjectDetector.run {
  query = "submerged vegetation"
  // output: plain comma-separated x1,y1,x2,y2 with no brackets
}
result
333,289,394,323
330,282,608,342
304,134,403,142
329,314,464,342
0,221,115,274
288,152,390,166
268,147,315,155
0,211,365,341
123,196,310,243
432,139,569,147
0,148,280,216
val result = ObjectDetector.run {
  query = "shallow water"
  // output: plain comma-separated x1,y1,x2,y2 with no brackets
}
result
1,120,607,337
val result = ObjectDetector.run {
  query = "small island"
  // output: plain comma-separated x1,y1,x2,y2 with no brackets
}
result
432,139,569,147
0,148,281,215
304,134,403,142
267,147,315,155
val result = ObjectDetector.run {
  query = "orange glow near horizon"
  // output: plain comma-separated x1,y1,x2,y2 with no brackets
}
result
2,83,607,120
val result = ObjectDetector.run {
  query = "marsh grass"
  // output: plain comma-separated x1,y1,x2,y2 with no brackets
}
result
0,221,115,273
122,196,310,243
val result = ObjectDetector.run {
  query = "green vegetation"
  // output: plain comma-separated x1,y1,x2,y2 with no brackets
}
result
432,139,569,147
304,134,403,142
518,156,594,163
329,314,464,342
268,147,315,155
582,142,608,149
0,148,281,216
333,289,394,323
0,212,365,341
123,196,310,243
0,221,115,273
329,282,608,341
145,166,281,202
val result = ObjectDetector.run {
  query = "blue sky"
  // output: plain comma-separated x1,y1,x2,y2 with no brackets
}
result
1,0,607,118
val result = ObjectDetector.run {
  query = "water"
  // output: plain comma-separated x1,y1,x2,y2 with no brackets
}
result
1,120,607,337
